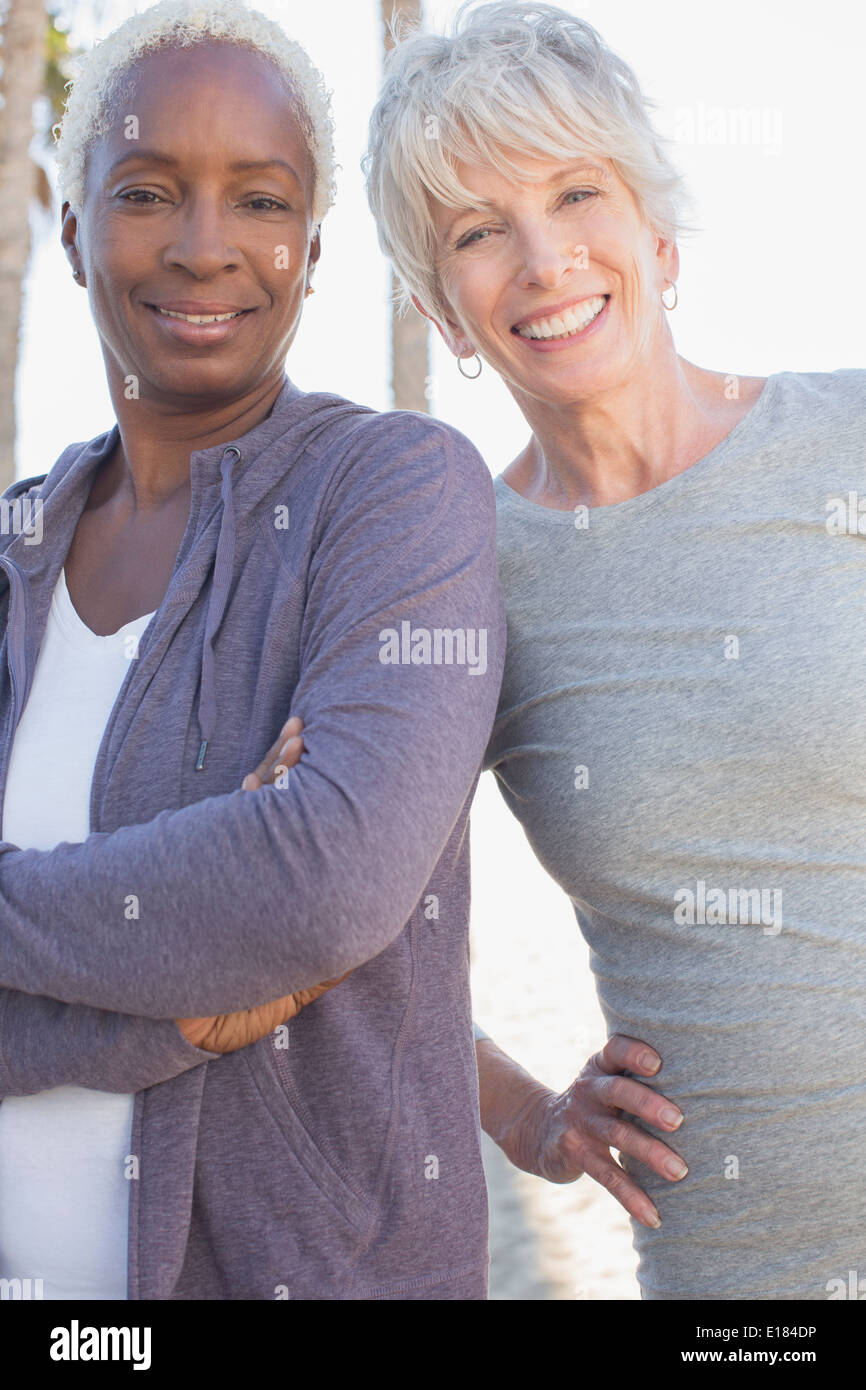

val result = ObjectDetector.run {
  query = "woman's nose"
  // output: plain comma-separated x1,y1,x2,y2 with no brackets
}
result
162,199,243,276
514,226,582,292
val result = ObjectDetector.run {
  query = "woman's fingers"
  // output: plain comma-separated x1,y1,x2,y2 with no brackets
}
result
289,969,353,1010
592,1112,688,1183
241,716,305,790
594,1033,662,1077
595,1073,684,1133
578,1146,661,1229
267,734,305,781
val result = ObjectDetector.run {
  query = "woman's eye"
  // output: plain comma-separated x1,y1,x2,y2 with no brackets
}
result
456,227,492,250
117,191,288,211
563,189,596,206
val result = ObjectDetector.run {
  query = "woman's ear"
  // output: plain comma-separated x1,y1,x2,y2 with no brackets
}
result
409,293,473,359
61,203,85,283
656,236,679,291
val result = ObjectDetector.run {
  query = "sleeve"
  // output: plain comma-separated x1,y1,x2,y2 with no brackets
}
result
0,416,506,1018
0,990,220,1098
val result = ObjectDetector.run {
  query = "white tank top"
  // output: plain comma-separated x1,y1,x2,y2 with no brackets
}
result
0,567,155,1299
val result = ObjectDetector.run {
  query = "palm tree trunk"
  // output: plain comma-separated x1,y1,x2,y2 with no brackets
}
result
0,0,48,484
380,0,429,413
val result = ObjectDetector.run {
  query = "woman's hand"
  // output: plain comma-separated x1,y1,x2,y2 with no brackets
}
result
240,714,306,792
176,973,351,1052
490,1034,687,1228
177,715,351,1054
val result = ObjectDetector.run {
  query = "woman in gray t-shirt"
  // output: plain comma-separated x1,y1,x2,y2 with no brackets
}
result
362,2,866,1298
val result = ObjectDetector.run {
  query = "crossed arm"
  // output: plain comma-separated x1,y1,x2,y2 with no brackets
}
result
0,721,316,1098
0,418,504,1094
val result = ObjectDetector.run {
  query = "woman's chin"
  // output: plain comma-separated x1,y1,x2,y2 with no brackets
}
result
517,356,621,404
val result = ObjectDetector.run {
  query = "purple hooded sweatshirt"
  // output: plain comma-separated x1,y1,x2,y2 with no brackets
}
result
0,375,505,1299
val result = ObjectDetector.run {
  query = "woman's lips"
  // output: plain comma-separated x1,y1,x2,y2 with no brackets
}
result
144,302,256,345
512,295,610,351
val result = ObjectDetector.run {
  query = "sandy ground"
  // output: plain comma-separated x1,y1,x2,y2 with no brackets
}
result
469,770,641,1300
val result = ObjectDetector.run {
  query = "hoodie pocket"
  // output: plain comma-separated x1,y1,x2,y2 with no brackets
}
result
244,1036,376,1238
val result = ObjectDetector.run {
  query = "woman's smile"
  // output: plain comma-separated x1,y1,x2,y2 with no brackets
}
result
143,299,258,346
511,293,610,350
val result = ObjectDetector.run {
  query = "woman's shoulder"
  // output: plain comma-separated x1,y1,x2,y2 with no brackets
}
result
745,367,866,471
313,401,494,497
0,429,113,547
768,365,866,421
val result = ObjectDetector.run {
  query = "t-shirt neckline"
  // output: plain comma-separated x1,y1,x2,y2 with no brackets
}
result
52,567,157,648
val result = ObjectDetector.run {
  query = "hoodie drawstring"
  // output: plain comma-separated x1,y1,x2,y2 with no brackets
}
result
195,445,241,770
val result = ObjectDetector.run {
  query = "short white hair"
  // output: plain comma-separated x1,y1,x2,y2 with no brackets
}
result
52,0,337,226
364,0,697,319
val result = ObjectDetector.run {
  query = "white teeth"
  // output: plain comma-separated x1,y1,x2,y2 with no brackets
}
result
156,308,244,324
516,295,607,340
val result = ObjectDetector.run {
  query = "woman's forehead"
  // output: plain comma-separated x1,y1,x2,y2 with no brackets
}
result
111,40,297,114
93,43,313,168
427,150,615,218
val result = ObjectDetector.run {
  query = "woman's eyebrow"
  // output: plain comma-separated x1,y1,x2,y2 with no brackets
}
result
228,157,304,186
440,201,496,243
557,160,609,178
107,149,304,185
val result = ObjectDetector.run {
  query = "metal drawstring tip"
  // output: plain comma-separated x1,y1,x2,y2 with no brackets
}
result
195,740,208,771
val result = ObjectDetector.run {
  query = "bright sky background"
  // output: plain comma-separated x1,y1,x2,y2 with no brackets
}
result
13,0,866,1138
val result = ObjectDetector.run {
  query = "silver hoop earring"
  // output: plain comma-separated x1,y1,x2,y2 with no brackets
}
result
457,352,482,380
661,282,678,311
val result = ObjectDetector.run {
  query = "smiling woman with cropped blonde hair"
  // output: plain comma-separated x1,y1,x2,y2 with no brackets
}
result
364,0,866,1300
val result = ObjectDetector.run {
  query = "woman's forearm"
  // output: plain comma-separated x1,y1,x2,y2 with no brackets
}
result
0,990,218,1099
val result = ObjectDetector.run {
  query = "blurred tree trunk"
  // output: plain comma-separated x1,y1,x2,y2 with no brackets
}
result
380,0,429,413
0,0,49,484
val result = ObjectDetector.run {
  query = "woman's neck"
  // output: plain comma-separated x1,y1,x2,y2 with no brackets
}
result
101,367,285,510
505,353,759,511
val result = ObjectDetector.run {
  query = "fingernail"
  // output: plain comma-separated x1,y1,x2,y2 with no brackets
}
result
648,1211,662,1228
665,1158,688,1180
660,1105,683,1128
640,1051,661,1073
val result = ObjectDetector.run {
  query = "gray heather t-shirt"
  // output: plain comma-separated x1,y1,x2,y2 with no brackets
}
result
484,368,866,1300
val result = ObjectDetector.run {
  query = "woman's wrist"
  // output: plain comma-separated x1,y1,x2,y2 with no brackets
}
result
475,1036,556,1173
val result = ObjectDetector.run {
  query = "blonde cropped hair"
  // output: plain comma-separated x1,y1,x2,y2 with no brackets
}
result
364,0,696,320
52,0,336,226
